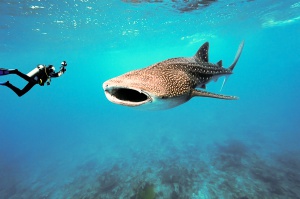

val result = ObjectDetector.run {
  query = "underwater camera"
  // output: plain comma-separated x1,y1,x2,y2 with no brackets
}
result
61,61,67,67
60,61,67,73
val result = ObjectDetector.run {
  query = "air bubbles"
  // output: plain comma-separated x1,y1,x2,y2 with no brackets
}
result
291,2,300,8
72,20,78,27
85,18,91,24
30,6,45,9
122,29,140,36
54,20,64,24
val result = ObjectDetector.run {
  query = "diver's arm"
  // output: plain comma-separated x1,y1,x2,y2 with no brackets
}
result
50,67,66,78
49,61,67,78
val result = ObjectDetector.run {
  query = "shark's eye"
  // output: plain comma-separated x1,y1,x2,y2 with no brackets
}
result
111,88,148,102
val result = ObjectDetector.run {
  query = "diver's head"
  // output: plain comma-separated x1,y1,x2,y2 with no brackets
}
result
47,65,55,73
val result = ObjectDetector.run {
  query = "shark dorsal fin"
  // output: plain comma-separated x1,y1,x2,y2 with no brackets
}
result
195,42,209,62
217,60,222,67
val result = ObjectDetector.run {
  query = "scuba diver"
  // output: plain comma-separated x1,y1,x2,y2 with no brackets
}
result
0,61,67,97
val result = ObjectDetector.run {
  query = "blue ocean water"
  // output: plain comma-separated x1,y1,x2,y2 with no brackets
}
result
0,0,300,198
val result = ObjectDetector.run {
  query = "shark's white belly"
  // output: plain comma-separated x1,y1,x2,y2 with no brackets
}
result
133,95,190,110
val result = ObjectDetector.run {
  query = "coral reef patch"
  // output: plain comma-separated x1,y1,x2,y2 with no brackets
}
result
1,139,300,198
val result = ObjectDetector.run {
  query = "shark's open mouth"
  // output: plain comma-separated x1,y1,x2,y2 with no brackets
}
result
110,88,148,102
104,87,151,106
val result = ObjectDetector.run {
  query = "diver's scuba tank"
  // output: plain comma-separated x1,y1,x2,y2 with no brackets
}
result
26,65,46,85
26,65,44,78
27,64,52,85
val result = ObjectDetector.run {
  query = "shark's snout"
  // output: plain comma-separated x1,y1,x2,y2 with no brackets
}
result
103,83,152,107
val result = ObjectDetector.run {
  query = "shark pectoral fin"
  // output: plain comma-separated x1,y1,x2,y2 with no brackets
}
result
192,89,238,100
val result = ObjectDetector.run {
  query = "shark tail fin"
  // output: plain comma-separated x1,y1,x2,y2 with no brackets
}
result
220,41,245,92
228,40,245,71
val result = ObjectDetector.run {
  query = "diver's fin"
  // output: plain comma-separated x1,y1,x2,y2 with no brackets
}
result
0,68,9,76
192,89,238,100
0,81,8,86
195,42,209,62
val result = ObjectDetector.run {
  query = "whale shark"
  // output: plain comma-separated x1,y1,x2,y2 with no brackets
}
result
103,41,244,110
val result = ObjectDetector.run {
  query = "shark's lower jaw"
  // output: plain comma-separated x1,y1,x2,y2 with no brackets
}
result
104,87,152,107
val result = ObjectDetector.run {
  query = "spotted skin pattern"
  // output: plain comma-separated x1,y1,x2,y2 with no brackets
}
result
103,41,244,109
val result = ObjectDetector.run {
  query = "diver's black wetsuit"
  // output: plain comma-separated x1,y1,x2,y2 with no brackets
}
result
0,61,67,97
